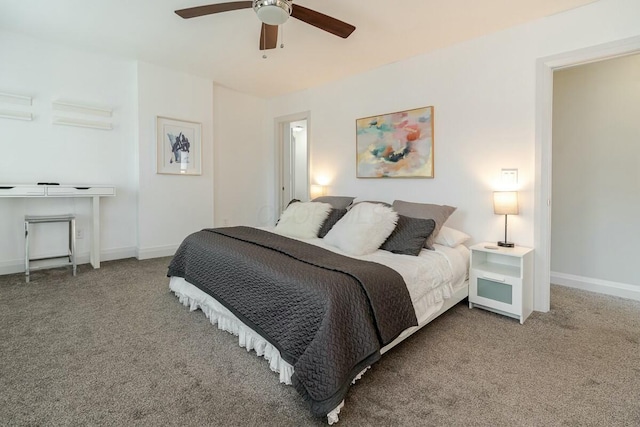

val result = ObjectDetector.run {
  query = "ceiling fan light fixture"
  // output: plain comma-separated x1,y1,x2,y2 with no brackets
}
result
253,0,292,25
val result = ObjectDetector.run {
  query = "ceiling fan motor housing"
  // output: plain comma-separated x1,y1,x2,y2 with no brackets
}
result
253,0,293,25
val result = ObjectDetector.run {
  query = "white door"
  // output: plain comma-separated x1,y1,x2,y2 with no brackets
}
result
276,115,309,216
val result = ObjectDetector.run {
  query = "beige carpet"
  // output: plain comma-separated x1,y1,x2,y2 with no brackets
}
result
1,257,639,426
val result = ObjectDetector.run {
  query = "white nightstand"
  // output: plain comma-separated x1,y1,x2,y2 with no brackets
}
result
468,243,534,324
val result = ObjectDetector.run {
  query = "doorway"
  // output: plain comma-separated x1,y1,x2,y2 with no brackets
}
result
550,54,640,301
534,36,640,312
275,112,310,216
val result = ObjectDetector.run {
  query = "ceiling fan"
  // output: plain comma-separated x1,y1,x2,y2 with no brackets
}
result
175,1,356,51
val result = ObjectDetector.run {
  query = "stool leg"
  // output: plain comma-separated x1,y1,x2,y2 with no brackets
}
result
24,221,30,283
70,219,76,276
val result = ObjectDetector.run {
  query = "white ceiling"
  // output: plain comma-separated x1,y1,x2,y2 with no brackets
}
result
0,0,597,98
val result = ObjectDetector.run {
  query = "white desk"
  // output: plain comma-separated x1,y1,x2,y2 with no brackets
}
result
0,184,116,269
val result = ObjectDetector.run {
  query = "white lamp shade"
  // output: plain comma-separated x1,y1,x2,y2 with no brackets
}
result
493,191,519,215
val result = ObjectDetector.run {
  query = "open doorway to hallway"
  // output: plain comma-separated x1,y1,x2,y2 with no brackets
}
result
275,113,309,217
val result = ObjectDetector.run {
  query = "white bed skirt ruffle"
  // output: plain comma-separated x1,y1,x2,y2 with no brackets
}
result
169,277,355,424
170,277,294,384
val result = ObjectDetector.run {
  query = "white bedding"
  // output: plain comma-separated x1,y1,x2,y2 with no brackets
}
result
169,229,469,424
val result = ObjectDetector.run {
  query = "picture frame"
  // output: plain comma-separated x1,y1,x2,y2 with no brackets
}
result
356,106,434,178
156,116,202,175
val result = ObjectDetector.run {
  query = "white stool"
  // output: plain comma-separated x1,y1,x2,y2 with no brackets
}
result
24,214,76,283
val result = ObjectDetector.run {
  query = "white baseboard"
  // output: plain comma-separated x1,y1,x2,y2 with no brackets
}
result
136,244,178,260
0,246,137,276
551,271,640,302
101,246,138,262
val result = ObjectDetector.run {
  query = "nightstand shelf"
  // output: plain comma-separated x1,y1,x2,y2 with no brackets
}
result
469,243,534,324
472,261,520,278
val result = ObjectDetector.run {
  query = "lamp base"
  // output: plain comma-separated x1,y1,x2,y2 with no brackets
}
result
497,241,515,248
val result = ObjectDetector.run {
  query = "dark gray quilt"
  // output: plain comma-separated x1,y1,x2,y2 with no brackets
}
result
167,226,417,417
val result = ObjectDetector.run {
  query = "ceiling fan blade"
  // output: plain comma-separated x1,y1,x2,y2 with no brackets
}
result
260,23,278,50
290,4,355,39
175,1,252,19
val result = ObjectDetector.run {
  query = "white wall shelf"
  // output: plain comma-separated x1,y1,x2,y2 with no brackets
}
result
52,101,112,117
0,92,33,121
51,100,114,130
0,110,32,121
0,92,32,105
52,117,113,130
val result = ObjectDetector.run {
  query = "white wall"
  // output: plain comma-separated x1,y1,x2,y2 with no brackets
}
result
551,54,640,289
267,0,640,253
0,32,219,272
136,62,215,259
212,85,271,227
0,31,138,273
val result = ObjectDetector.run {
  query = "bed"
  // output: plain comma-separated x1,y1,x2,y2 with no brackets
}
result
167,200,470,424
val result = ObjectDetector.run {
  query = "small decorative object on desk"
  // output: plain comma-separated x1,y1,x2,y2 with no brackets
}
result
493,191,518,247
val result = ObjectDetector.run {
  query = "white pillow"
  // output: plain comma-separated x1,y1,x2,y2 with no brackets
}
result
434,226,470,247
323,202,398,256
274,201,332,239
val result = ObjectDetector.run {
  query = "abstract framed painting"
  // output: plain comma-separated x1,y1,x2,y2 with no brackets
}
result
356,106,434,178
156,116,202,175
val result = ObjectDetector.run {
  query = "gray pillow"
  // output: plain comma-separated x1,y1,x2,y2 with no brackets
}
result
392,200,456,250
311,196,355,210
317,208,347,238
381,215,436,256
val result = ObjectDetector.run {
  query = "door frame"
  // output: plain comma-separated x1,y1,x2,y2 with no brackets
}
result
274,111,311,217
534,35,640,312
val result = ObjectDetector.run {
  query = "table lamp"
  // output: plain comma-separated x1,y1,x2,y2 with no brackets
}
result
493,191,518,247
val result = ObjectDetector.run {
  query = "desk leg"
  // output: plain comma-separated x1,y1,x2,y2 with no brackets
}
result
91,196,100,269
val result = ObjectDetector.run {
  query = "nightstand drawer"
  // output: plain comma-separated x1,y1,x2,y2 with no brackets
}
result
477,277,512,304
469,270,523,316
471,269,520,288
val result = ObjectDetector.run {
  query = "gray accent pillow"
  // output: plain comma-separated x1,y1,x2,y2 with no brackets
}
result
312,196,355,210
317,208,347,238
392,200,457,250
381,215,436,256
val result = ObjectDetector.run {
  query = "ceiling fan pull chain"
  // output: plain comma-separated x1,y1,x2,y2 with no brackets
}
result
280,24,284,49
262,24,267,59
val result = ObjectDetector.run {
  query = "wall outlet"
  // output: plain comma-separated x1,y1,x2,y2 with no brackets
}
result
76,229,84,239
